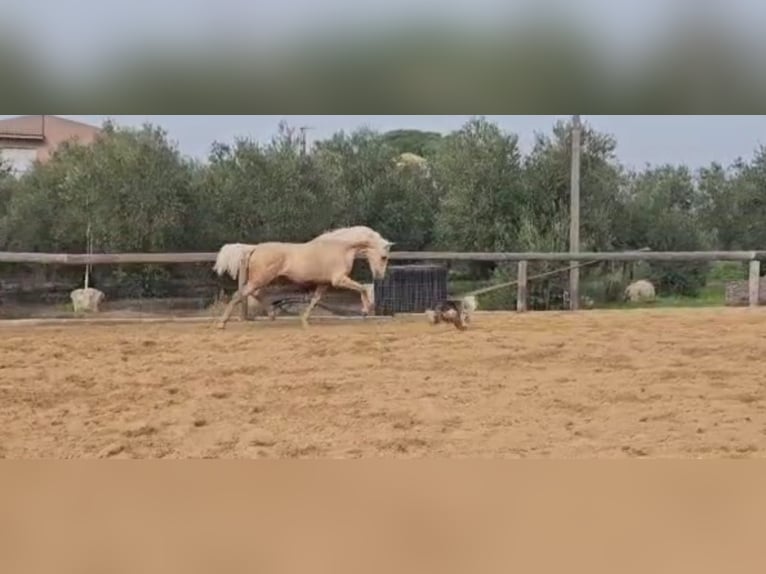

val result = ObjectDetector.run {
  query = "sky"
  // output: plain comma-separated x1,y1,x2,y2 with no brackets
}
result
0,1,690,69
5,0,764,71
4,2,766,169
6,115,764,171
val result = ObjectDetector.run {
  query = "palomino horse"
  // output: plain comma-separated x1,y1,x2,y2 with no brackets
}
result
213,226,392,280
213,226,393,328
213,226,392,317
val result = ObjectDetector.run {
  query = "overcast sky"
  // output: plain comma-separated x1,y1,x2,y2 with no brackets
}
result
5,2,766,170
5,0,764,68
5,115,764,170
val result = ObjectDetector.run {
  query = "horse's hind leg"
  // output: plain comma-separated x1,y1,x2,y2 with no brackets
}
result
217,282,262,329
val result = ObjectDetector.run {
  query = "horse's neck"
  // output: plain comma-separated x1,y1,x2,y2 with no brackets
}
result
320,227,378,243
349,242,373,255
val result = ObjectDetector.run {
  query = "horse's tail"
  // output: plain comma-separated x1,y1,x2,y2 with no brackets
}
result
213,243,256,280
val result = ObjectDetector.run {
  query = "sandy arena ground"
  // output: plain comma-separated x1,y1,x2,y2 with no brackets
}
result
2,308,766,458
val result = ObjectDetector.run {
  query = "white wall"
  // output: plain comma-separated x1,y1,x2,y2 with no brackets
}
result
0,147,37,175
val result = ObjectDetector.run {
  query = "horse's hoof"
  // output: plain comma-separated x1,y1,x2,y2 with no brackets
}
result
216,322,226,330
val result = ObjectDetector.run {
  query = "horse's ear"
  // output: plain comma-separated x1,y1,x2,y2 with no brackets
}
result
385,241,395,250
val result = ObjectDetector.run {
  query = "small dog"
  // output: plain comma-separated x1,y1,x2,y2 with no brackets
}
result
425,296,475,330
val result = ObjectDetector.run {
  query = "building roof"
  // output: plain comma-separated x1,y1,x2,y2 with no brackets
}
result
0,115,99,140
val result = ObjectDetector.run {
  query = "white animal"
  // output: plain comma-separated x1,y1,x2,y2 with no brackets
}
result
624,279,656,303
462,295,478,321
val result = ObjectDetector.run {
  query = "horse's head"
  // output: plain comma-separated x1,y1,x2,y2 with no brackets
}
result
317,226,394,280
357,238,394,280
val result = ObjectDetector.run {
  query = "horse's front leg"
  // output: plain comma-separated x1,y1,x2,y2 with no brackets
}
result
332,275,372,316
301,285,328,328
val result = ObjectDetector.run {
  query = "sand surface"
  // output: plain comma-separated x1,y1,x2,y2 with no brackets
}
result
2,308,766,458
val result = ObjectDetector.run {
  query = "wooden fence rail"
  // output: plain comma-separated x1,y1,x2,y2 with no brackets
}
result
2,249,766,265
1,249,764,309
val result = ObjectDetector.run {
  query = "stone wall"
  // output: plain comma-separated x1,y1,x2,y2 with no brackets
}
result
725,278,766,306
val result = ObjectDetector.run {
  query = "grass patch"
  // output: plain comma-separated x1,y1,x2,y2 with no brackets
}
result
448,269,733,311
583,280,726,310
707,261,747,282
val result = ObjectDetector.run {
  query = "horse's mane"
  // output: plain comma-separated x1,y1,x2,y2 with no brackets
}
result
312,225,390,250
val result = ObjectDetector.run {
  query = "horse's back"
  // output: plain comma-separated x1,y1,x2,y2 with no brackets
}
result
246,233,373,283
285,241,355,281
248,242,294,268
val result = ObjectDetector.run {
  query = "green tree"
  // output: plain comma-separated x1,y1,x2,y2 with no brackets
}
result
64,122,196,253
312,128,397,228
368,160,439,249
198,121,341,246
619,165,710,295
697,161,736,250
432,117,525,254
513,120,626,307
380,129,444,158
3,121,198,295
312,128,438,248
2,155,71,251
700,148,766,252
524,119,624,253
0,158,15,248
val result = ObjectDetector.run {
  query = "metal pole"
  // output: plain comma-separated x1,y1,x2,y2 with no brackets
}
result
569,115,582,311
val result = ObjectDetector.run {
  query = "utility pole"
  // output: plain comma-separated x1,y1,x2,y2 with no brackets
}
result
298,126,314,155
569,115,582,311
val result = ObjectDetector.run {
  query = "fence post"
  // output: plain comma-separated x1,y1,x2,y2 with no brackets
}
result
517,260,528,312
239,254,249,321
749,259,760,307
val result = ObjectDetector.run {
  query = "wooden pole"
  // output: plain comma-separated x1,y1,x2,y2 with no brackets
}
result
84,221,91,290
516,260,528,312
238,253,249,321
748,260,760,307
569,114,582,311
